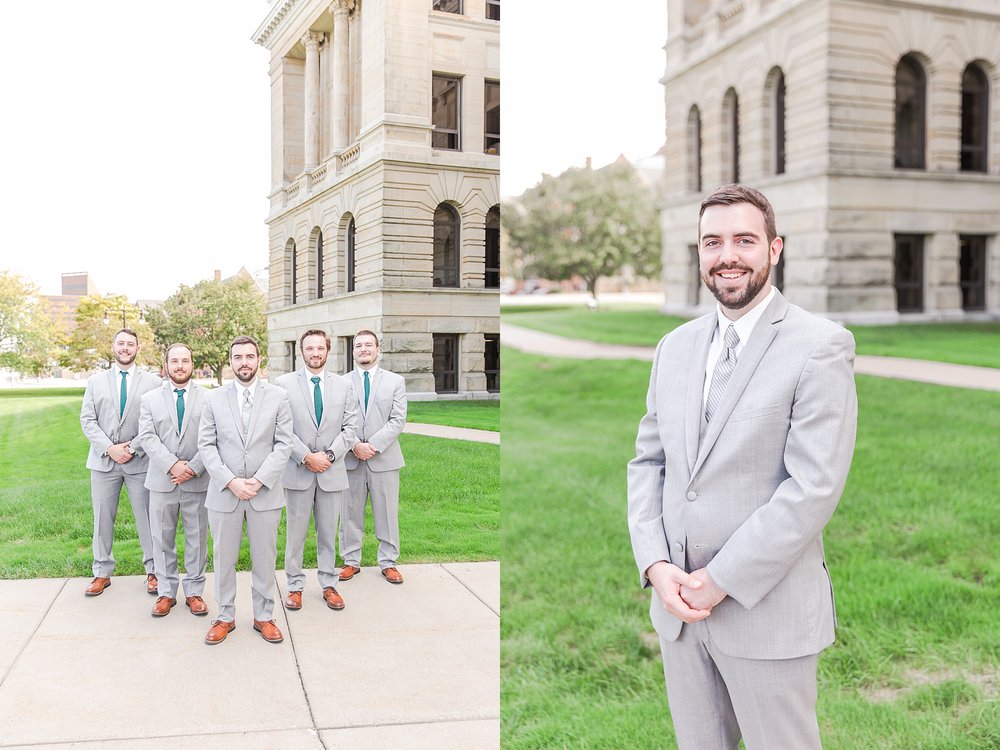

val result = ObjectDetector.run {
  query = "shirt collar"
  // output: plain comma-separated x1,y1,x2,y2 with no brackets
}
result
115,364,136,377
715,287,776,345
234,379,256,397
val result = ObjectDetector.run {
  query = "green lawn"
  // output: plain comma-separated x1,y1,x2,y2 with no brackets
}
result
501,346,1000,749
408,399,499,431
503,305,1000,369
0,392,498,579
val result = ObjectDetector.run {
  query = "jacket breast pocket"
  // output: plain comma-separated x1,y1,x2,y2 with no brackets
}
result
728,403,782,423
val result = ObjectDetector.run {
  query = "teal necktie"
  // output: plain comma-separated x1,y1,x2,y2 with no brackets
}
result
311,376,323,424
363,370,370,410
119,370,128,417
175,388,185,432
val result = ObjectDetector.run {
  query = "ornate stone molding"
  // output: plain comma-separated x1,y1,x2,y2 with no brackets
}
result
329,0,356,18
253,0,303,47
302,30,325,48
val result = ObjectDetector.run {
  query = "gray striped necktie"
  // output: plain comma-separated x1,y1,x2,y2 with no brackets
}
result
705,324,739,422
242,389,252,433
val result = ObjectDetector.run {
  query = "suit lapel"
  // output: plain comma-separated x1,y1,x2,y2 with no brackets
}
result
178,385,200,441
119,370,143,425
162,383,179,435
321,371,336,427
685,316,715,475
246,381,264,440
226,383,245,446
368,368,383,417
297,370,318,427
108,370,122,424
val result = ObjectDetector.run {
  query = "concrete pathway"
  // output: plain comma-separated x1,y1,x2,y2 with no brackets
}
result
0,562,499,749
501,323,1000,392
405,422,499,444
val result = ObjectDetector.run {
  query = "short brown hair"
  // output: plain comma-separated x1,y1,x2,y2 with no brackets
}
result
230,335,259,356
299,329,331,352
113,328,139,344
354,329,379,347
165,342,192,361
698,184,777,244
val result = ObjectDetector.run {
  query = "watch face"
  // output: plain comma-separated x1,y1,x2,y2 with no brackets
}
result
325,450,336,461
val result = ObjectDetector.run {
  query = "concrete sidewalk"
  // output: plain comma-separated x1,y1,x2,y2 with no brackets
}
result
501,323,1000,392
405,422,499,445
0,562,498,749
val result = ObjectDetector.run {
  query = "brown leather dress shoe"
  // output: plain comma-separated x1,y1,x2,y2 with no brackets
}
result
253,619,284,643
151,596,176,617
185,596,208,616
205,619,235,645
382,567,404,584
285,591,303,610
323,587,345,610
84,577,111,596
339,565,361,581
146,573,158,595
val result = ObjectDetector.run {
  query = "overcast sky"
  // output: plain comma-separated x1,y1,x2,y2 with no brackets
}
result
1,1,669,298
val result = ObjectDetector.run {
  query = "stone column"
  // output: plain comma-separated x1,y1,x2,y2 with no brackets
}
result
926,232,962,313
330,0,355,151
303,31,324,169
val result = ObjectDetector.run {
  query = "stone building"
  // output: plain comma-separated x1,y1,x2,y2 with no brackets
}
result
661,0,1000,321
253,0,500,397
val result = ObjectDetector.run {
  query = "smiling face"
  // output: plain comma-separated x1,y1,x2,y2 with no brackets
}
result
166,345,193,386
230,343,259,384
353,334,380,369
112,331,139,368
301,334,329,373
698,202,782,319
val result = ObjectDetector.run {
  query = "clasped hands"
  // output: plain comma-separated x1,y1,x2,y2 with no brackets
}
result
227,477,263,500
646,561,728,624
169,460,196,485
107,443,133,464
303,452,332,473
352,442,377,461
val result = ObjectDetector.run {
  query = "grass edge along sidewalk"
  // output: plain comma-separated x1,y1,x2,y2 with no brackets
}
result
0,392,498,579
501,346,1000,750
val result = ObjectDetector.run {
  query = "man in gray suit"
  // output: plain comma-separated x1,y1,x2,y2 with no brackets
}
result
137,343,210,618
340,330,407,585
276,329,357,611
199,336,293,645
80,328,162,596
628,185,857,749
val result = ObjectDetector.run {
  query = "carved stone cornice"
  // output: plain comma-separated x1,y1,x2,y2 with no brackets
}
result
252,0,303,47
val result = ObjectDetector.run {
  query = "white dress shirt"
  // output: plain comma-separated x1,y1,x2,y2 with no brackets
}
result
703,287,776,407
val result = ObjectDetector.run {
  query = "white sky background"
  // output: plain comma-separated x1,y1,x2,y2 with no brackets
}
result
0,2,272,299
501,2,669,198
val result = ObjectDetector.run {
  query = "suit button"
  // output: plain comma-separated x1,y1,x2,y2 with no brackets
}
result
686,491,697,502
674,542,684,553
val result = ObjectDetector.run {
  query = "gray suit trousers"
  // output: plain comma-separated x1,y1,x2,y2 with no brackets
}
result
149,487,208,600
659,620,821,750
208,504,281,622
342,464,399,569
284,486,342,591
90,466,154,577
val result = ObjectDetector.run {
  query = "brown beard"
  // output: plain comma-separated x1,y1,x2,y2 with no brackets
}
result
703,261,771,310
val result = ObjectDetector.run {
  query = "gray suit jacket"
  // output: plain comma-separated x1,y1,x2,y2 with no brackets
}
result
275,369,358,492
137,382,209,493
627,291,858,660
343,366,407,473
80,368,162,474
198,381,293,513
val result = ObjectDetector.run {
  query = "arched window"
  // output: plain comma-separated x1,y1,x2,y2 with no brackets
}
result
346,218,356,293
895,55,927,169
961,63,989,173
287,238,298,305
766,68,786,175
485,205,500,288
433,203,460,288
313,227,324,300
687,105,702,192
722,88,740,183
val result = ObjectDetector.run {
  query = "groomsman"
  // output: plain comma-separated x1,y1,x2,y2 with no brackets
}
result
276,329,357,611
80,328,161,596
198,336,293,645
340,330,408,585
137,343,210,618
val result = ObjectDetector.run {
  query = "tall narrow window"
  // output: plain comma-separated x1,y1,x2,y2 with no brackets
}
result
434,203,460,287
959,235,987,311
433,334,459,393
289,239,298,305
343,336,355,373
688,245,700,305
771,69,786,174
687,106,702,192
288,341,297,373
486,0,499,20
484,333,500,392
961,63,989,173
894,234,924,312
895,55,927,169
432,0,462,12
722,88,740,183
346,218,356,293
316,229,324,299
485,205,500,288
485,80,500,154
432,75,461,150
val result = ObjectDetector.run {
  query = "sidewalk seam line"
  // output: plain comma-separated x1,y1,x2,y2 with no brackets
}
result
440,563,499,617
0,578,67,692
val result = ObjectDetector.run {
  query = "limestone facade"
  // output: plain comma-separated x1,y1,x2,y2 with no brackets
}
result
254,0,500,396
662,0,1000,321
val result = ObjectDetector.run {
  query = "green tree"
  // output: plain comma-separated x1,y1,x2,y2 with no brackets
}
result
503,160,661,300
145,277,267,385
65,294,159,372
0,271,60,377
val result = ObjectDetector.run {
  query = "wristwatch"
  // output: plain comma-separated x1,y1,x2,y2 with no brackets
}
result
324,449,336,462
125,445,136,455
